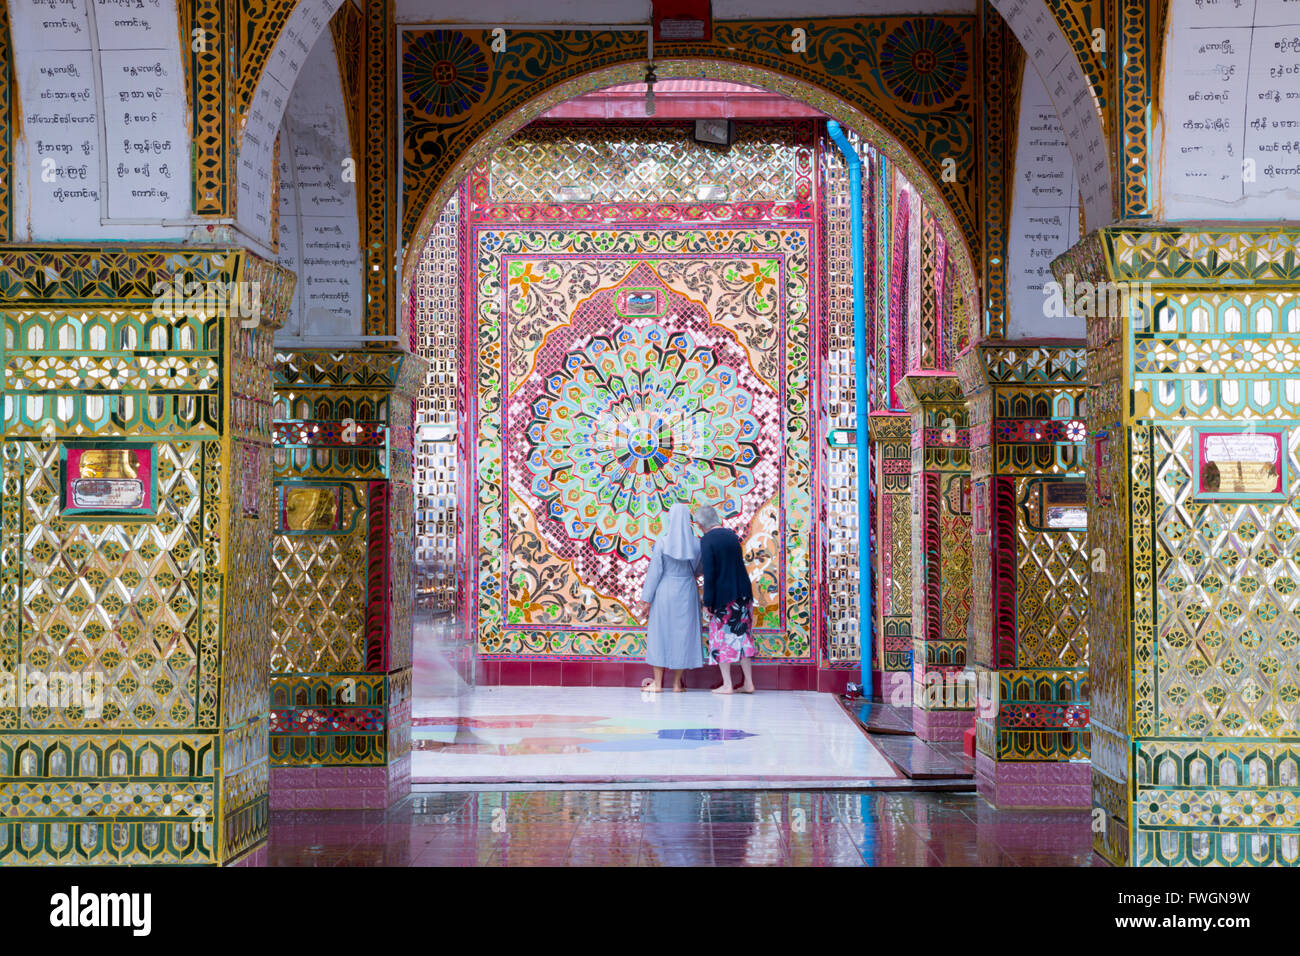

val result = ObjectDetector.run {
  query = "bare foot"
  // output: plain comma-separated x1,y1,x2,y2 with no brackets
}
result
737,685,755,694
641,677,662,693
712,686,734,695
673,680,685,692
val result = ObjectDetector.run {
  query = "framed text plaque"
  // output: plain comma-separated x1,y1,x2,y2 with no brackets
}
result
1193,428,1288,501
60,443,157,517
277,482,363,535
1023,478,1087,531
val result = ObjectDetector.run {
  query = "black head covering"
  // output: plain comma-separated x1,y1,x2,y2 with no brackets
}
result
700,526,753,614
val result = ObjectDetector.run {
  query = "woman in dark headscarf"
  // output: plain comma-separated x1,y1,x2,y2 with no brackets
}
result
693,505,756,694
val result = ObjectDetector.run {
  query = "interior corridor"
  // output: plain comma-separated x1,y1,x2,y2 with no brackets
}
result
4,1,1298,879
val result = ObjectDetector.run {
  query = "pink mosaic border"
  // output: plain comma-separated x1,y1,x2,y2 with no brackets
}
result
270,756,412,810
975,752,1090,809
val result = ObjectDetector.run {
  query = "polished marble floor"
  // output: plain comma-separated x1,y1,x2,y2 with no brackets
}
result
412,686,898,786
266,790,1099,866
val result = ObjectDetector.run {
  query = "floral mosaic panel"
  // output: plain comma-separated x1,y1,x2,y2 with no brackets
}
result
476,228,812,661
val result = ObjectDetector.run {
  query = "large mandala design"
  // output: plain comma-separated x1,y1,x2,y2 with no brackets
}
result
507,264,781,598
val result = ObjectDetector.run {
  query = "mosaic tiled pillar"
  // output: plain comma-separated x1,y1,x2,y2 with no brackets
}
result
269,349,426,809
869,411,913,701
1056,225,1300,866
958,342,1091,808
0,245,293,865
896,373,972,740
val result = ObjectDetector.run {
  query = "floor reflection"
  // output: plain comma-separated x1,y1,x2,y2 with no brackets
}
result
266,790,1100,867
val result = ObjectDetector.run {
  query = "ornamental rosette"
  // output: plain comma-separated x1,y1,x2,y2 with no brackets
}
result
507,264,780,600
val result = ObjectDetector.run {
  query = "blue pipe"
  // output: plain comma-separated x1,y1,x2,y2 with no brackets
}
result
825,121,872,700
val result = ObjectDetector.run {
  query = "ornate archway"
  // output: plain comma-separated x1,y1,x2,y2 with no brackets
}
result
397,24,984,330
986,0,1113,228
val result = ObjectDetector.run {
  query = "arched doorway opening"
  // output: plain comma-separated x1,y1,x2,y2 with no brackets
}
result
401,66,972,727
400,59,981,325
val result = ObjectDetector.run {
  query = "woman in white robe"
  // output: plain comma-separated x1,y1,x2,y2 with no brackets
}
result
639,502,706,692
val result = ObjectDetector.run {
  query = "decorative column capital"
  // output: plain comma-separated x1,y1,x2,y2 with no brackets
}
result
1055,224,1300,288
954,339,1088,400
895,371,965,413
867,410,910,442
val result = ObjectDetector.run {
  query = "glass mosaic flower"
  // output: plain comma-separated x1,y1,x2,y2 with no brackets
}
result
879,19,968,108
520,324,766,562
404,30,489,118
1199,342,1231,374
1263,339,1299,372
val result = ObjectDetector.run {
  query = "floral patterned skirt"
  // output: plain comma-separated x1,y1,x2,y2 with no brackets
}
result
706,599,756,665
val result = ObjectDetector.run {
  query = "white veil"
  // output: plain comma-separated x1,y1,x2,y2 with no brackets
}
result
661,502,700,562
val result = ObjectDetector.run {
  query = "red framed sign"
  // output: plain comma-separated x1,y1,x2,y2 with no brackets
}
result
1193,428,1287,501
60,444,156,517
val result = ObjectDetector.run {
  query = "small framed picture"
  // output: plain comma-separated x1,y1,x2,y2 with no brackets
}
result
1193,427,1288,501
61,444,157,517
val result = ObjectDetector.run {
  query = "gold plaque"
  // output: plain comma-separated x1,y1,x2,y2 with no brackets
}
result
79,449,139,479
64,444,154,515
283,487,341,531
